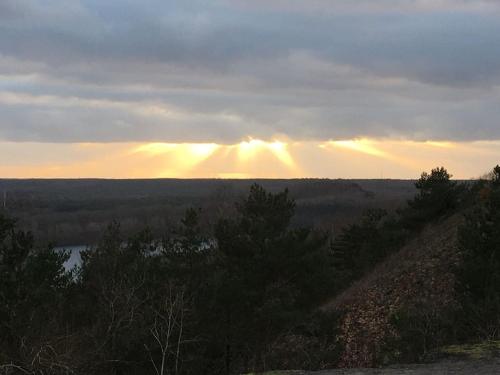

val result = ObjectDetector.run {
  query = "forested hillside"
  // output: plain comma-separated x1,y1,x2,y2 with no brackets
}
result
0,179,415,246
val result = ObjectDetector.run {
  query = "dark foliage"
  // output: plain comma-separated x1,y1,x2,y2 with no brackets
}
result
331,208,407,287
457,165,500,340
0,184,340,374
331,167,464,291
209,184,336,373
404,166,462,226
384,166,500,364
385,305,458,364
0,215,71,373
2,166,495,374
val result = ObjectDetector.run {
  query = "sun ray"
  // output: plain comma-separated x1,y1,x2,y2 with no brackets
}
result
237,139,264,162
133,142,220,177
267,141,295,168
424,141,455,149
325,139,388,158
4,139,500,179
236,139,296,170
132,143,178,155
187,143,220,159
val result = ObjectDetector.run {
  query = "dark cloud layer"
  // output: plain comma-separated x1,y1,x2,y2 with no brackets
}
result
1,0,500,143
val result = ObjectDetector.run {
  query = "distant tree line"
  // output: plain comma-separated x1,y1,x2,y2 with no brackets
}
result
1,166,499,374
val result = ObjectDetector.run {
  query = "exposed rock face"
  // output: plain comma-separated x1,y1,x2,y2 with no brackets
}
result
324,215,463,368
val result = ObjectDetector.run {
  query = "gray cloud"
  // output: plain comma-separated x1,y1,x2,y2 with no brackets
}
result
1,0,500,143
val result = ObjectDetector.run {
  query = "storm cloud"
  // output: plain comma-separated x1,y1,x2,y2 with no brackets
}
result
1,0,500,143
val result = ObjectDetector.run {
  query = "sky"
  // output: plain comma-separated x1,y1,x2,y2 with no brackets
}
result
1,0,500,179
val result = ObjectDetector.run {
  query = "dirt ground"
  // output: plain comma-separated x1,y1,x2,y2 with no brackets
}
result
304,358,500,375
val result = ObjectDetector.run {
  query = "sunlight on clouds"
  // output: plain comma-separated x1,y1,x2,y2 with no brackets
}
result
236,139,296,169
323,139,389,158
0,139,499,179
316,138,500,178
134,143,220,158
423,141,455,149
130,140,297,178
190,143,221,158
133,143,178,155
237,139,264,160
133,143,220,177
267,141,295,169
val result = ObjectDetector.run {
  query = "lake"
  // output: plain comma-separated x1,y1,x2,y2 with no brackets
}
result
55,245,87,270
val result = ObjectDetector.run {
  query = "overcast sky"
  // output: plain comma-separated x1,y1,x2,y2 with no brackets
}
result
1,0,499,177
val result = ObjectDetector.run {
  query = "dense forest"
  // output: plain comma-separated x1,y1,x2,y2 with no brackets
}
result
0,179,415,246
1,166,499,374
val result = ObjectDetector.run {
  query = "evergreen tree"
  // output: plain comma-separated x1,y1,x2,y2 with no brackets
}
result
0,214,70,371
212,184,334,374
458,165,500,339
406,167,460,225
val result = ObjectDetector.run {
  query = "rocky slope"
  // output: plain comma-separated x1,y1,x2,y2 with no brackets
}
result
323,215,463,367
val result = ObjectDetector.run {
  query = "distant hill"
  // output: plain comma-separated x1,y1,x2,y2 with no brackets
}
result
0,179,415,246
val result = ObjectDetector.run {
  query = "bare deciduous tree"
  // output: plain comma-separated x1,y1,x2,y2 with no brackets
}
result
145,285,186,375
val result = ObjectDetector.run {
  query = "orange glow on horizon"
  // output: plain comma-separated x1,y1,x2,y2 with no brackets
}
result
323,139,389,158
0,138,499,179
236,139,296,169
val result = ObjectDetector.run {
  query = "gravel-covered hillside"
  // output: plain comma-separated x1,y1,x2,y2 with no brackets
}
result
322,215,463,367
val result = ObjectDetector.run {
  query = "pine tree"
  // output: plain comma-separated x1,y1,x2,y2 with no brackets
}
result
458,165,500,339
